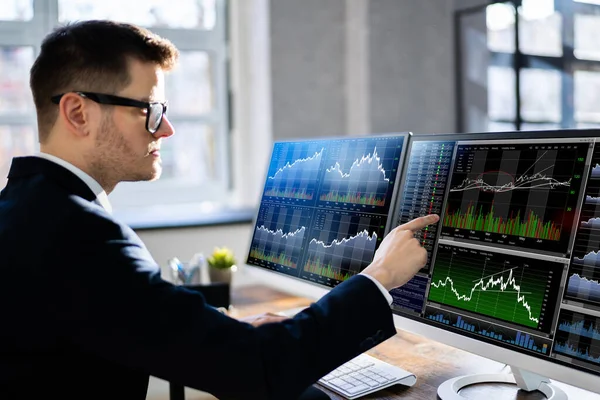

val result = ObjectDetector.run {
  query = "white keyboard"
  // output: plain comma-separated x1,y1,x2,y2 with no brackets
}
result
318,353,416,399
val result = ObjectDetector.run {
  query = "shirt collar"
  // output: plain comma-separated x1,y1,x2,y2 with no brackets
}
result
35,152,113,214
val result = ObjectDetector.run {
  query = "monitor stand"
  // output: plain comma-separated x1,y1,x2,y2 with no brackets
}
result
437,366,568,400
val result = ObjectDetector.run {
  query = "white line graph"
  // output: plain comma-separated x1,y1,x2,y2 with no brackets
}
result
450,151,571,193
324,147,389,182
255,225,306,239
268,148,324,180
431,268,540,324
308,229,377,249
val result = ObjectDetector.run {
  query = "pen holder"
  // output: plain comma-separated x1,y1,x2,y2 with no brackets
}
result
168,255,205,285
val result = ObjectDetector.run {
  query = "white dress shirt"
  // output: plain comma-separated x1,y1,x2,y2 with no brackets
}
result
35,152,112,214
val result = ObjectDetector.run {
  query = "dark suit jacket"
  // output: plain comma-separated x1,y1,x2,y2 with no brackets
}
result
0,157,396,400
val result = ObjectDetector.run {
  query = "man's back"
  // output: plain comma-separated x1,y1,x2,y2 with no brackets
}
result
0,157,150,399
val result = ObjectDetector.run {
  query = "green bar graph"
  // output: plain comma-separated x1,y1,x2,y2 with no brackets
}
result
443,202,561,241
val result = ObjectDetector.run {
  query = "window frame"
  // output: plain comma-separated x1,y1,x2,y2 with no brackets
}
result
0,0,232,210
455,0,600,132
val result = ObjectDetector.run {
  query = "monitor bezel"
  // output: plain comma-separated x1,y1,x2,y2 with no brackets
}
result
244,131,412,293
391,128,600,394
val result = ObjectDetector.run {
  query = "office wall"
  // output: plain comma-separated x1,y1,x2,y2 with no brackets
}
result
270,0,347,139
270,0,459,139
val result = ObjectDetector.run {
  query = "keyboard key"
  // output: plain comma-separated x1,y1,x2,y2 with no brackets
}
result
329,378,347,387
346,384,369,394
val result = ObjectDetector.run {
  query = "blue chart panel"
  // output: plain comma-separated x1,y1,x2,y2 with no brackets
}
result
566,144,600,308
390,274,429,314
557,310,600,340
586,195,600,206
247,203,312,276
581,217,600,229
299,210,386,287
263,142,325,203
553,309,600,372
592,164,600,179
567,273,600,305
317,136,404,213
423,307,553,355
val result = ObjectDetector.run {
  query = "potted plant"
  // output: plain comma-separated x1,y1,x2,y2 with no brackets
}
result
207,246,237,284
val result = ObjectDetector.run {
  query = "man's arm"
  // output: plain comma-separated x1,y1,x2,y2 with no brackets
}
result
59,208,406,399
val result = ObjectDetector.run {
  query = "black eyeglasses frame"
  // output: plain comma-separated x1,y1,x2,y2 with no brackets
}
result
50,91,168,135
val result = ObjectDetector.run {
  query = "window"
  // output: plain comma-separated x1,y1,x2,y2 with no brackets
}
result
457,0,600,132
0,0,230,211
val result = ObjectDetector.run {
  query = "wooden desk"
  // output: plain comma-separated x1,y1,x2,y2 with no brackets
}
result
229,285,600,400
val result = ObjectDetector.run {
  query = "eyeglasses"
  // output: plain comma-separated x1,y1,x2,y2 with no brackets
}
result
51,91,168,135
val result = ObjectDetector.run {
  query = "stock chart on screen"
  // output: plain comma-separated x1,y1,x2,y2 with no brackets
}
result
390,134,600,377
247,134,407,287
440,142,587,254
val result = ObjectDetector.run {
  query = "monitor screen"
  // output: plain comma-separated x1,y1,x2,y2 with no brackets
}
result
246,133,409,288
391,130,600,392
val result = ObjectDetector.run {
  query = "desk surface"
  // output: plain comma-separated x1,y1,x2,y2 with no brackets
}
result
229,284,600,400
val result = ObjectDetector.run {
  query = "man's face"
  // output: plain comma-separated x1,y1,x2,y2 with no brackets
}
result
90,59,174,184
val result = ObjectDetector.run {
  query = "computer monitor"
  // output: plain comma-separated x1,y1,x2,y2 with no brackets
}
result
391,129,600,398
245,133,409,291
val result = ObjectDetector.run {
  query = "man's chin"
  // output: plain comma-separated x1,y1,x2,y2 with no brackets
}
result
122,167,162,183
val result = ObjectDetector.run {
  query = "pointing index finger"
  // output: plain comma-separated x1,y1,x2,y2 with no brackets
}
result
396,214,440,232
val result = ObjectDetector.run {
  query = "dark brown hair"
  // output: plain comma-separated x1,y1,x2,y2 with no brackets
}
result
30,20,179,143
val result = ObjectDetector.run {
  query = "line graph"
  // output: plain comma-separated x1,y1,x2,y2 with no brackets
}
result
324,148,389,181
586,195,600,205
300,210,386,286
566,273,600,304
554,309,600,368
247,204,312,271
573,250,600,267
317,137,404,211
581,217,600,229
450,152,571,193
428,244,561,331
441,142,588,254
263,142,324,201
592,164,600,179
431,268,539,324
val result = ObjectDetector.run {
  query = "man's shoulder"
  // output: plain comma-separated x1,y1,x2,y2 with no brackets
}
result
1,173,129,241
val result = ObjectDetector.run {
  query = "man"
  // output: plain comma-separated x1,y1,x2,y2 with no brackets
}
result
0,20,439,399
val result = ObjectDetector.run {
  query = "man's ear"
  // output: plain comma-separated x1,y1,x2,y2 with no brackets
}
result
57,93,93,137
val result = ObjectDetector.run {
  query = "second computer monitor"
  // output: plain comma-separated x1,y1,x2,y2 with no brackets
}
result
246,133,409,288
390,129,600,394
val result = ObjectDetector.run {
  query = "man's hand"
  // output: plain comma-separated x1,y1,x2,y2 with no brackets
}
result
361,214,439,291
240,312,290,327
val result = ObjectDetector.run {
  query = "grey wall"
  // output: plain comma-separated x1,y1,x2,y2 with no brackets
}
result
270,0,347,139
269,0,464,139
368,0,455,134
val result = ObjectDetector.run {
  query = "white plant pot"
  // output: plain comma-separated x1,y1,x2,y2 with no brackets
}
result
208,266,233,284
